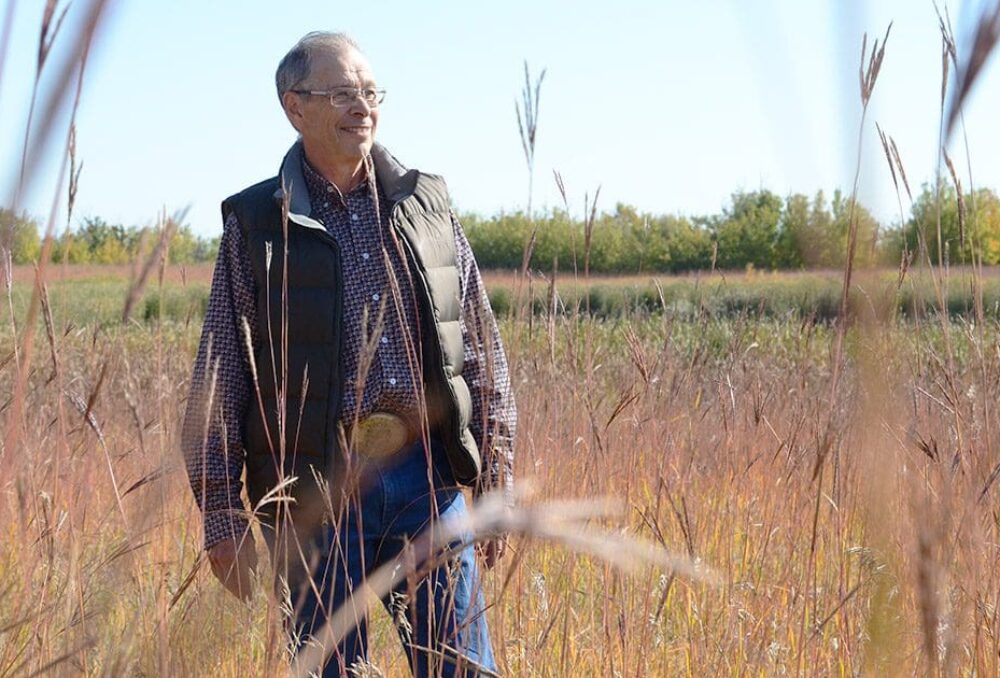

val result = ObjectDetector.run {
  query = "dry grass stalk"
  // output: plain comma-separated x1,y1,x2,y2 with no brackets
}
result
2,248,18,373
510,64,547,337
121,210,181,323
547,256,558,363
889,136,912,202
518,228,538,282
16,0,71,198
65,128,83,220
2,40,97,470
826,22,891,453
875,123,914,288
859,23,892,107
515,61,546,219
943,149,966,251
943,1,1000,140
581,186,601,318
10,0,109,204
552,169,581,276
936,2,957,112
582,187,600,283
876,123,903,218
60,124,83,274
800,21,901,676
0,3,16,82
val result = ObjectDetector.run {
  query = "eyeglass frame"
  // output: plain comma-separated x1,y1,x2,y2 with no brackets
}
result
290,86,386,108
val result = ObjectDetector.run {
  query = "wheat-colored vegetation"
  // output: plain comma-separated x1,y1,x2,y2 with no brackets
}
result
3,264,1000,675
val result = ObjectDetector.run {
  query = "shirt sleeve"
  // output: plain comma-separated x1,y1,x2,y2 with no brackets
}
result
451,210,517,508
180,211,258,551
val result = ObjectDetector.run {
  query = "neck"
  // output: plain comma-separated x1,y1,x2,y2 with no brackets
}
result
302,142,367,194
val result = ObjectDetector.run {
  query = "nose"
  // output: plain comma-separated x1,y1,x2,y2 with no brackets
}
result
349,95,373,116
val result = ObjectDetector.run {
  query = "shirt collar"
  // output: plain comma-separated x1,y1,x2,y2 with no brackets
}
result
300,152,372,207
274,140,418,224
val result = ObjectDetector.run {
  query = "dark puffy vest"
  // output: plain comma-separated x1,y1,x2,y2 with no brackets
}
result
221,171,480,522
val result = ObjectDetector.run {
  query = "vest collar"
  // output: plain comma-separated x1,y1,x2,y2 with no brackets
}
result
272,140,419,231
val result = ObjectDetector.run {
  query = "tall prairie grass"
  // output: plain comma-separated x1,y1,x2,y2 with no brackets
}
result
3,269,1000,674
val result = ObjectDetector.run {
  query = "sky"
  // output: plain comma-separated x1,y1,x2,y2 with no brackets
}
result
1,0,999,238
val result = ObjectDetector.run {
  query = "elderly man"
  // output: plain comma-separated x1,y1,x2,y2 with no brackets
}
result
181,31,515,677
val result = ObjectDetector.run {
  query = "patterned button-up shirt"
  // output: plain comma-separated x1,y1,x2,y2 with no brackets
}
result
181,154,516,551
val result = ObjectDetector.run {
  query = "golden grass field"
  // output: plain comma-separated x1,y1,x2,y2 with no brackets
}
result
3,264,1000,675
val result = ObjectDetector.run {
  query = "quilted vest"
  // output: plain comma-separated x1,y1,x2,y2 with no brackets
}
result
221,142,480,522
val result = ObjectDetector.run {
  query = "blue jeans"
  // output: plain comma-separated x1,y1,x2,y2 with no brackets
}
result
266,438,497,677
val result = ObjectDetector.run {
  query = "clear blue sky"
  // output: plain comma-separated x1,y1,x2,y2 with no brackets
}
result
1,0,999,237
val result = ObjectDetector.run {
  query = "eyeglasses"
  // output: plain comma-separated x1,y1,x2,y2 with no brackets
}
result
291,86,386,108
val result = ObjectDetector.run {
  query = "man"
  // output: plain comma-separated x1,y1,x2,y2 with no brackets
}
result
181,31,516,677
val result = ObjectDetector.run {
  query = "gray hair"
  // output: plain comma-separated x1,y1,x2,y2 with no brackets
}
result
275,31,362,103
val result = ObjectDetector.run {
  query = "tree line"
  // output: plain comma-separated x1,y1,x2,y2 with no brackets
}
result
2,181,997,271
463,183,1000,273
0,211,220,265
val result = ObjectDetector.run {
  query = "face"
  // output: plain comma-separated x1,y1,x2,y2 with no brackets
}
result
282,47,379,167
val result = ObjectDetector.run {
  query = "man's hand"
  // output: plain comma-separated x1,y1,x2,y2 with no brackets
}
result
477,536,508,570
208,536,258,601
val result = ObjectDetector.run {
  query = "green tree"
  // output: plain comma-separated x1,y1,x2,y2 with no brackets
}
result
830,189,880,268
973,188,1000,264
805,191,837,267
659,215,711,272
602,203,645,272
75,216,129,263
713,190,784,270
194,234,221,262
462,210,534,270
169,223,200,264
902,183,1000,266
0,208,41,264
774,193,809,269
774,191,880,269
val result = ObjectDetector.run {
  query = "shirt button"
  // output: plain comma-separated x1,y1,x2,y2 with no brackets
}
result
388,377,397,386
351,213,359,222
326,185,334,193
372,293,380,301
322,202,329,209
361,252,370,260
380,336,388,344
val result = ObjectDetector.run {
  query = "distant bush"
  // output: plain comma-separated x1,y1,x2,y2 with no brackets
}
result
482,271,1000,322
142,286,209,323
0,208,41,264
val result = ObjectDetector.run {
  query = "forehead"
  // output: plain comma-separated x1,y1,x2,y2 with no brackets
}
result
307,47,376,86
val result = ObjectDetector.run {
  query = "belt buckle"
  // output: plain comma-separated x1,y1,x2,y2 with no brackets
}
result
350,412,410,459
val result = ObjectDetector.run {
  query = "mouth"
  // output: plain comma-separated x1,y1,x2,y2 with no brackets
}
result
341,126,372,136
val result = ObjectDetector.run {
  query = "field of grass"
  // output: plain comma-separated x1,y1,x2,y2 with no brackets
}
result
3,265,1000,675
10,264,1000,331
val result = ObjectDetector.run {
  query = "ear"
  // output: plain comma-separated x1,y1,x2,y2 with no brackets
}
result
281,90,305,133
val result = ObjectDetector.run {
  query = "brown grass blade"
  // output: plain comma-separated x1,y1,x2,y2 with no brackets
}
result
944,3,1000,140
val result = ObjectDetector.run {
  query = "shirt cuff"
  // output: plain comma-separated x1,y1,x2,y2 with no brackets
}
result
202,510,251,552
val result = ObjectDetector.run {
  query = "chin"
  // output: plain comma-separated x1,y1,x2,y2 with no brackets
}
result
338,140,371,157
